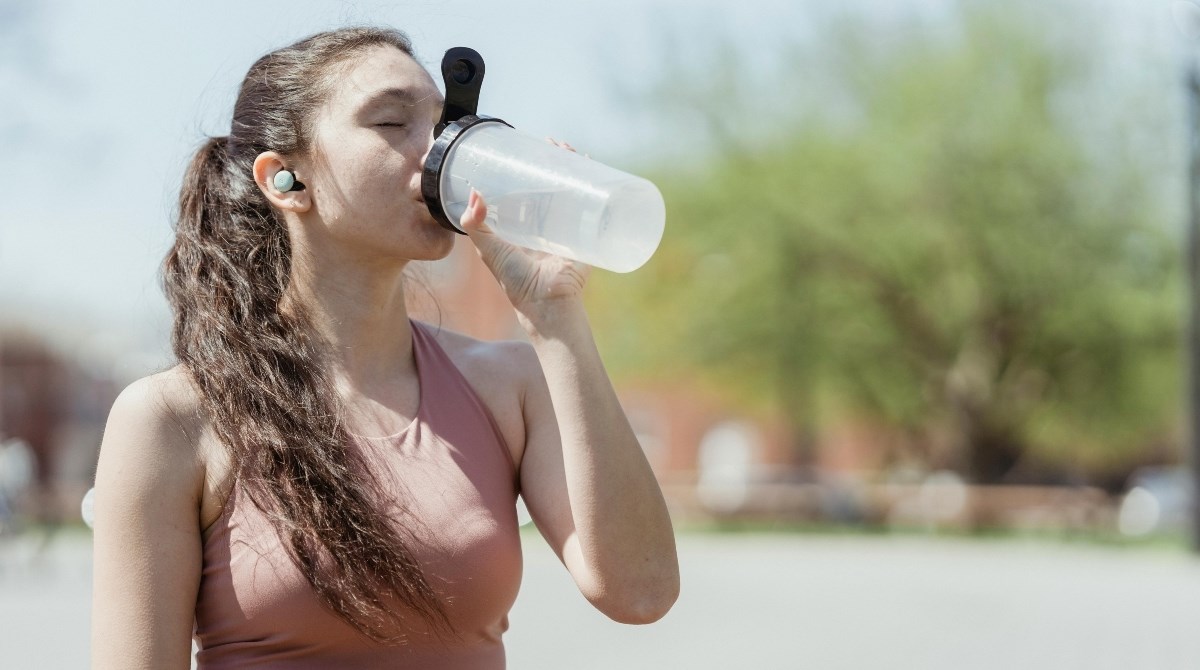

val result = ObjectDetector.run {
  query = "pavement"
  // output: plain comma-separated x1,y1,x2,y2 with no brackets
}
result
2,529,1198,669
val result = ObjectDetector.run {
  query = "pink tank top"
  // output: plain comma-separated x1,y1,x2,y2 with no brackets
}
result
193,320,523,669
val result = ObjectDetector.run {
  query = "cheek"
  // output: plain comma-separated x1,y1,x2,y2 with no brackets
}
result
346,144,397,196
313,145,396,215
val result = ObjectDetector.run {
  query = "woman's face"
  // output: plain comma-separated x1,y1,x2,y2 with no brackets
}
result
303,45,452,262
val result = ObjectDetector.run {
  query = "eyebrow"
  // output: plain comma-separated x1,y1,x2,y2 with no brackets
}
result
360,87,445,111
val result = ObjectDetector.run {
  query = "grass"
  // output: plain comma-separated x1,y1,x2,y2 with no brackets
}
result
673,517,1192,552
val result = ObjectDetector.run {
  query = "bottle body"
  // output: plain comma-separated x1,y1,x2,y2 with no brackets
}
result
438,123,665,273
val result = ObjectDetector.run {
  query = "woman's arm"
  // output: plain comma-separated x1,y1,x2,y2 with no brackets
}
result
91,374,205,669
517,299,680,624
460,187,679,624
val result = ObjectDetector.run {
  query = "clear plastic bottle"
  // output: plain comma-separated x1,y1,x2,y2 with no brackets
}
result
436,122,666,273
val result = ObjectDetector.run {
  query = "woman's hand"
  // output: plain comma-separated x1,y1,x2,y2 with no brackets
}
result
459,141,592,319
460,188,591,309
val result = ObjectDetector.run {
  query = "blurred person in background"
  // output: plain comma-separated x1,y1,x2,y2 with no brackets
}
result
89,26,677,669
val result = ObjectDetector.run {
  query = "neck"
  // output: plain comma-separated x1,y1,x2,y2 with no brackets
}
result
285,239,415,390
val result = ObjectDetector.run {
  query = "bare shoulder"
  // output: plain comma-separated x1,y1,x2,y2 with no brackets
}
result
109,365,206,446
98,365,208,500
421,322,540,389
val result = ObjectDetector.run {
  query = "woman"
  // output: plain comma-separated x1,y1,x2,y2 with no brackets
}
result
90,27,679,669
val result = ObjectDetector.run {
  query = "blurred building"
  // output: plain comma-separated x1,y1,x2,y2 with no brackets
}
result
0,328,118,523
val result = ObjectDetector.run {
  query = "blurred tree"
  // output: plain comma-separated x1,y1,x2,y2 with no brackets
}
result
589,1,1182,483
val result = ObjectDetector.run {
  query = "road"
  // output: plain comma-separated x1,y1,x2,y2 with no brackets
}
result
2,530,1198,668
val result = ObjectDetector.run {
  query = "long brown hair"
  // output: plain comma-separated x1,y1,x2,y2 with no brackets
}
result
162,27,451,643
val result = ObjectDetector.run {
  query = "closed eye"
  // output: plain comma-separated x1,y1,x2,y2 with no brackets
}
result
377,123,406,128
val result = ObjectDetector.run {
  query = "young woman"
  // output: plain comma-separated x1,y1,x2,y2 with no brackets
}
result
90,27,678,669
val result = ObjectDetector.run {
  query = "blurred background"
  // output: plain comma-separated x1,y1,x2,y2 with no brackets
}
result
3,0,1200,667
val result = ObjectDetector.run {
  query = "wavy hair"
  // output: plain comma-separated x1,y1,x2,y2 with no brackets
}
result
162,27,451,643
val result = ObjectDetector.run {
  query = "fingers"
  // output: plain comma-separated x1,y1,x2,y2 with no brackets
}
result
546,137,583,155
459,188,491,234
460,189,515,273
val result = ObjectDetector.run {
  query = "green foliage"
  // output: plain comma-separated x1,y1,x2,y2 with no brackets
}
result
589,1,1182,478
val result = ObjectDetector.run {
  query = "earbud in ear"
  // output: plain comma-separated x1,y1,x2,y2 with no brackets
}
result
273,170,306,192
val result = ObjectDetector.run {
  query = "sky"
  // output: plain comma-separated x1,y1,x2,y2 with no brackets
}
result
0,0,1182,381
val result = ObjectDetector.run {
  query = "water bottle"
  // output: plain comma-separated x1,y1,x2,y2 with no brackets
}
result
422,48,665,273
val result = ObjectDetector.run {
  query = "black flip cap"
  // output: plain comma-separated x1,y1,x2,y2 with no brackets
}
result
436,47,486,137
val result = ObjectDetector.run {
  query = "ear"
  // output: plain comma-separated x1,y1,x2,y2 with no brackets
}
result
253,151,311,213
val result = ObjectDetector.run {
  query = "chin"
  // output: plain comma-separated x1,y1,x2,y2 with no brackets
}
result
430,235,457,261
411,225,457,261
